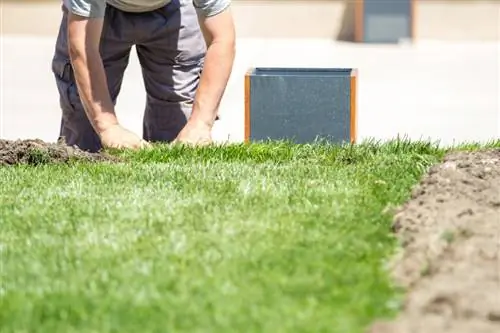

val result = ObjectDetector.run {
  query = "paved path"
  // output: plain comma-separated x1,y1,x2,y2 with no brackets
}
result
1,36,498,146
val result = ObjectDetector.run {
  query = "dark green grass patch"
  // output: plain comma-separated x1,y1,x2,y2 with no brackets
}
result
0,139,497,333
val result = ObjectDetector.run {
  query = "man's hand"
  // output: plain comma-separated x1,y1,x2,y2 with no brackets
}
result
99,124,151,150
173,120,212,146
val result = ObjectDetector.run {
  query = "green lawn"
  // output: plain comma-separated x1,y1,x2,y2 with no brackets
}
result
0,139,494,333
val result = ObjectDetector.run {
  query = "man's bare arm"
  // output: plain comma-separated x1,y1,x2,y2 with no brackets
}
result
67,13,118,133
190,5,236,127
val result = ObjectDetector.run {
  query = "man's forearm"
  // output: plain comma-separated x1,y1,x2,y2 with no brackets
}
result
190,39,235,127
68,36,118,133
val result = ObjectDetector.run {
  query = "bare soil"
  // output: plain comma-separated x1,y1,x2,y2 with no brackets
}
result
369,149,500,333
0,139,118,166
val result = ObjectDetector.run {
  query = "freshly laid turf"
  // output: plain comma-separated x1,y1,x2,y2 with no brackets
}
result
0,139,493,333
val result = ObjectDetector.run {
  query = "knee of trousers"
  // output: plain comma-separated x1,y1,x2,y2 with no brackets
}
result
52,56,102,152
141,57,205,142
143,99,193,143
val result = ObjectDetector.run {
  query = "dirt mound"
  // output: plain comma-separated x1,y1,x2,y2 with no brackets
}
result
369,149,500,333
0,139,118,166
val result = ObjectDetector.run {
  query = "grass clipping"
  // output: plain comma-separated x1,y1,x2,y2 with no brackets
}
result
0,139,118,166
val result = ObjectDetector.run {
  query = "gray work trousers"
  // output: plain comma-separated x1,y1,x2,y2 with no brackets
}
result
51,0,206,152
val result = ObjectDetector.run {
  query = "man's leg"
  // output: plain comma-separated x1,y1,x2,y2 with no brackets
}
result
135,0,207,143
51,5,133,152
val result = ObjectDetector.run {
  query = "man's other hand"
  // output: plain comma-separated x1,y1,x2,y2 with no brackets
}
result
173,120,212,146
99,124,150,150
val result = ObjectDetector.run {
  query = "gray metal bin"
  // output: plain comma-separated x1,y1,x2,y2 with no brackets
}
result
244,68,358,144
355,0,415,44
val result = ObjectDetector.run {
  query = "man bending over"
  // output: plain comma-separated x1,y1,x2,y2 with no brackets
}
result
52,0,235,151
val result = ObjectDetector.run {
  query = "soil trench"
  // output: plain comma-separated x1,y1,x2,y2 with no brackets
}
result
369,149,500,333
0,139,117,166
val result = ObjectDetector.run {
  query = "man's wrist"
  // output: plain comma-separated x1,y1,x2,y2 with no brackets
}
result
189,104,217,128
187,116,214,130
93,114,120,135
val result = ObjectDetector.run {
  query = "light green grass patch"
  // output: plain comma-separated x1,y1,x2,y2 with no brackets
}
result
1,139,497,333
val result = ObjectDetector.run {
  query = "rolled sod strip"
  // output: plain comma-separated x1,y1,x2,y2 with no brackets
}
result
244,67,357,144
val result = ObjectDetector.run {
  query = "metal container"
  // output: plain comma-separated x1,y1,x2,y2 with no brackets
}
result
355,0,415,44
244,67,358,144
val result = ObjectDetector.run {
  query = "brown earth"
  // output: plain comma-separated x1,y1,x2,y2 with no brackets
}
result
369,149,500,333
0,139,118,166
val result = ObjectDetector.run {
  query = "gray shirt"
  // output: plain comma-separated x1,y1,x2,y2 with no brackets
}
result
65,0,231,18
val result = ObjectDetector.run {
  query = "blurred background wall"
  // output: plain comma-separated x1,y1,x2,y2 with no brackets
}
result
1,0,499,41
